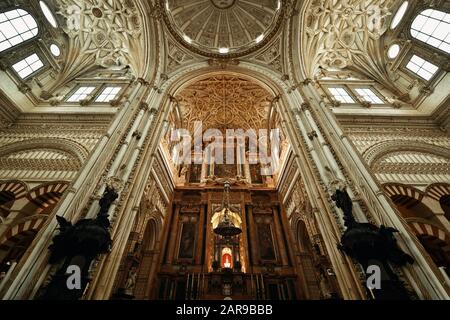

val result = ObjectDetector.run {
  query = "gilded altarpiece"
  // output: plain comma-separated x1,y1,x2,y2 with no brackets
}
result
152,186,310,300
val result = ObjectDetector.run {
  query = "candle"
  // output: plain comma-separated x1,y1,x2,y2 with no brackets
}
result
186,274,190,300
260,274,265,299
255,274,260,299
191,273,195,300
251,274,255,298
202,273,205,296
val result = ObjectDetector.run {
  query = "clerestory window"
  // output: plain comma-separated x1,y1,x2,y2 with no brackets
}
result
0,9,38,53
411,9,450,54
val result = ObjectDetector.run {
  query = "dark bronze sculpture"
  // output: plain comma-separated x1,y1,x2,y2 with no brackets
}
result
331,188,355,227
332,187,414,300
38,186,118,300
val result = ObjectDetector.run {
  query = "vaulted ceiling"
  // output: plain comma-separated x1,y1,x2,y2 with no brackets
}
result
162,0,283,57
0,0,448,123
175,74,273,132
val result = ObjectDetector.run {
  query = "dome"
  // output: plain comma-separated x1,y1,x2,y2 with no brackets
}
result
162,0,283,57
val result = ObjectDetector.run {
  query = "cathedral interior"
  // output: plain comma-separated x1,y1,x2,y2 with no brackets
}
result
0,0,449,301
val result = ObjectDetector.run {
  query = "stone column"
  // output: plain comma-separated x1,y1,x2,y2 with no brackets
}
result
86,88,176,300
0,80,150,299
166,204,180,265
195,204,206,265
275,92,366,300
246,205,259,270
272,205,289,266
298,81,449,299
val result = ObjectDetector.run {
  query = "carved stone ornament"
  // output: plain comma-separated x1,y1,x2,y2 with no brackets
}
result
175,75,273,133
104,176,125,193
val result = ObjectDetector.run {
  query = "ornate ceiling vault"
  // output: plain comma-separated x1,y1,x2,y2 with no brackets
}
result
161,0,284,58
175,74,273,133
301,0,406,97
303,0,392,71
44,0,145,96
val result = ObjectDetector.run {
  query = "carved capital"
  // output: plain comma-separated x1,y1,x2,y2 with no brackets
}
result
307,130,318,140
420,85,434,96
109,99,121,107
49,98,61,106
136,77,150,86
17,83,31,94
160,73,169,81
271,95,281,106
40,91,53,101
361,101,372,108
79,99,90,106
104,176,125,193
140,102,149,111
300,102,311,111
0,60,7,71
330,99,341,108
392,102,402,109
302,78,313,86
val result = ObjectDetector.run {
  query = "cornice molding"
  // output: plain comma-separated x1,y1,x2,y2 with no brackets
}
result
0,89,21,125
14,112,114,126
431,96,450,132
336,114,437,127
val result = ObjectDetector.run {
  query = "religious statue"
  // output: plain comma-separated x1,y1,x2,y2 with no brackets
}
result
319,273,333,300
180,165,188,177
124,268,137,295
223,255,231,269
178,165,188,184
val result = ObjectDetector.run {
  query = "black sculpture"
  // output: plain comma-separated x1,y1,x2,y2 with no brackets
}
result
332,187,414,300
98,186,119,218
38,186,118,300
331,188,355,228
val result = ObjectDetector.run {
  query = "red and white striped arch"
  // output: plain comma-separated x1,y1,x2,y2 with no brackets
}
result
383,183,424,207
0,215,47,254
408,220,450,247
0,180,28,202
383,183,424,201
27,181,70,208
426,183,450,203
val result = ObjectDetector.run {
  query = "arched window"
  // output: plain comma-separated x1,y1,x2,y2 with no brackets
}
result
0,9,39,53
411,9,450,54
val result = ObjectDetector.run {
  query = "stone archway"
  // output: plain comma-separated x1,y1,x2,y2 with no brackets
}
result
0,181,28,220
363,141,450,168
133,217,161,299
0,215,47,274
426,184,450,222
407,219,450,276
21,181,70,215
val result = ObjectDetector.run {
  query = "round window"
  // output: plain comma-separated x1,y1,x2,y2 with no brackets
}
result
390,2,409,29
387,44,400,59
50,44,61,57
40,1,58,28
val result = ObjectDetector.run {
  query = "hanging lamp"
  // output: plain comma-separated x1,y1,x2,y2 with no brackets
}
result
213,182,242,237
